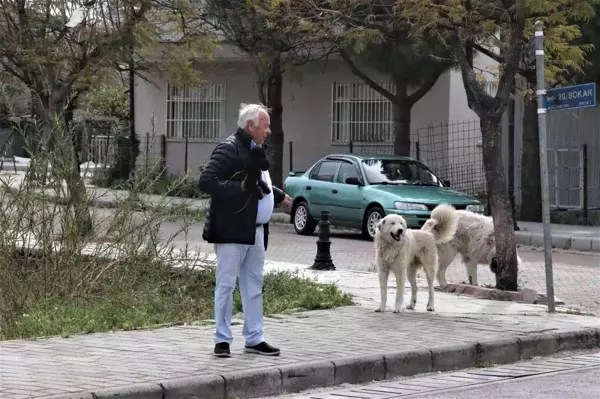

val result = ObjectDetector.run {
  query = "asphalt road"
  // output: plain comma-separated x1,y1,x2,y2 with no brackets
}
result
260,350,600,399
419,366,600,399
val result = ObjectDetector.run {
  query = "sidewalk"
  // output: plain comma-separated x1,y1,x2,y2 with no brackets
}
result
516,221,600,252
1,171,598,252
1,260,599,399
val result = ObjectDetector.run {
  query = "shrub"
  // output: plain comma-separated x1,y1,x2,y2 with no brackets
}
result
0,121,351,340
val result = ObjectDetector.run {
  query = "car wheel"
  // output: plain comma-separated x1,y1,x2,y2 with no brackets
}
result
362,206,384,241
293,200,317,235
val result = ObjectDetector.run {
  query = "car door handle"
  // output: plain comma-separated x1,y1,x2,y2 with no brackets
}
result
332,189,338,194
306,185,312,190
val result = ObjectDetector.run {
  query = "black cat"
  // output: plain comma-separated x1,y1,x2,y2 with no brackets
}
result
242,145,271,199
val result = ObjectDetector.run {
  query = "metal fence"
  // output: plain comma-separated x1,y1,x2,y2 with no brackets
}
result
82,131,166,174
86,134,114,165
345,119,487,201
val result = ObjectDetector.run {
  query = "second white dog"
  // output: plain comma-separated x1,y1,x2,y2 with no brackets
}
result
422,205,522,289
374,204,458,313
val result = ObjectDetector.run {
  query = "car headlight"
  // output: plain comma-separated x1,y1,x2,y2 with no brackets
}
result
394,201,428,211
466,204,485,213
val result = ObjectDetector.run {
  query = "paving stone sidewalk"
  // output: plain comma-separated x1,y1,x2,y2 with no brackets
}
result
1,261,599,399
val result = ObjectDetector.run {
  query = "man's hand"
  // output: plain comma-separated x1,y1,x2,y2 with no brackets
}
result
241,174,250,192
280,194,292,214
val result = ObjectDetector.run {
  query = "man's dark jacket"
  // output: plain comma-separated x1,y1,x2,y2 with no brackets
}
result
199,128,285,250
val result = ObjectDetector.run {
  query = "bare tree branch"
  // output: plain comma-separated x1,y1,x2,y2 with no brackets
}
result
339,48,397,102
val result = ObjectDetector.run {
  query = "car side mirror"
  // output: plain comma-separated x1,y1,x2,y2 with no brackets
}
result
345,177,362,185
443,180,451,187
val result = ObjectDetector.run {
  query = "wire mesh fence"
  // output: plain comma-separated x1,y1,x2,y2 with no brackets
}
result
346,119,488,202
544,106,600,225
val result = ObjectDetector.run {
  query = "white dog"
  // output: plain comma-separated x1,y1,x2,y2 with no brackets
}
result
374,204,458,313
422,206,522,289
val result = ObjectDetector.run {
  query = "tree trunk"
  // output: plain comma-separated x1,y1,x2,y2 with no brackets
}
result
35,90,93,236
64,103,93,236
64,99,81,175
261,60,284,190
128,52,140,178
479,116,519,291
392,102,411,156
520,93,542,222
391,76,411,156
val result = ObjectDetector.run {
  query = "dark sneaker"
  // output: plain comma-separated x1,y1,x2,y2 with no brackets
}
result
213,342,231,358
244,341,280,356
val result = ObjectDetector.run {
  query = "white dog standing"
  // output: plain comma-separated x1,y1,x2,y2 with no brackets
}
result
374,204,458,313
422,205,522,289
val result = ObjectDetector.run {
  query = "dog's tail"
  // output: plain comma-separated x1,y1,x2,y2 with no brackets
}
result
424,204,458,244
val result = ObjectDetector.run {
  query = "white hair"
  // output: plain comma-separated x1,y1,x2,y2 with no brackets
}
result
237,103,269,129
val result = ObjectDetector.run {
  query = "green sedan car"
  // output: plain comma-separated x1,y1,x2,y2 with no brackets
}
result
283,154,485,240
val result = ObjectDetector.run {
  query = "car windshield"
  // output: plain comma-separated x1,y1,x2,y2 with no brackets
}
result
361,159,441,186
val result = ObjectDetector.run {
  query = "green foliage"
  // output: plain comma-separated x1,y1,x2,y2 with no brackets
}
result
574,7,600,84
203,0,333,96
0,1,214,118
304,0,457,155
81,85,130,120
399,0,597,104
93,160,207,199
0,75,30,121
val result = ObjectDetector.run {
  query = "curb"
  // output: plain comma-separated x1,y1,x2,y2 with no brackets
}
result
515,231,600,253
42,327,600,399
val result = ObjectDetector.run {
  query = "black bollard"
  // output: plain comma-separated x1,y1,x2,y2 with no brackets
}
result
310,210,335,270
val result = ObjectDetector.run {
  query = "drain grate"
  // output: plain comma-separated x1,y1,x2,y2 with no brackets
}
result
303,352,600,399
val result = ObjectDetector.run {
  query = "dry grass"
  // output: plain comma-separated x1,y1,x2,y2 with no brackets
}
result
0,123,352,340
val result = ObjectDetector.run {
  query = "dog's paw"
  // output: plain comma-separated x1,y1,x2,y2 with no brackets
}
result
426,306,435,312
374,307,385,313
405,301,416,310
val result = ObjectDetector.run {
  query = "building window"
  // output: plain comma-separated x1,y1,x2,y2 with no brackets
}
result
166,83,225,140
331,82,394,143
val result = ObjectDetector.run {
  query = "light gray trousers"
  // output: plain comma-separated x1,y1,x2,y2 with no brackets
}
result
213,226,265,346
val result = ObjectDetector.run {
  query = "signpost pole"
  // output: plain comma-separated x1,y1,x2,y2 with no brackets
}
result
535,21,555,313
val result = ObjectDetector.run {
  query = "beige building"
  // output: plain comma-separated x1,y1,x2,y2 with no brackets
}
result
134,42,500,194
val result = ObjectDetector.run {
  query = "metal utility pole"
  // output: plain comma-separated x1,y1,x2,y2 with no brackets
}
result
534,20,555,313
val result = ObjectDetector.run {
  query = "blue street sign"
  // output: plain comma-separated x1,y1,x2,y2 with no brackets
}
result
545,83,596,112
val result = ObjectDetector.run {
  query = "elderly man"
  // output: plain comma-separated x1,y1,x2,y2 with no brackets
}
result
199,103,292,358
